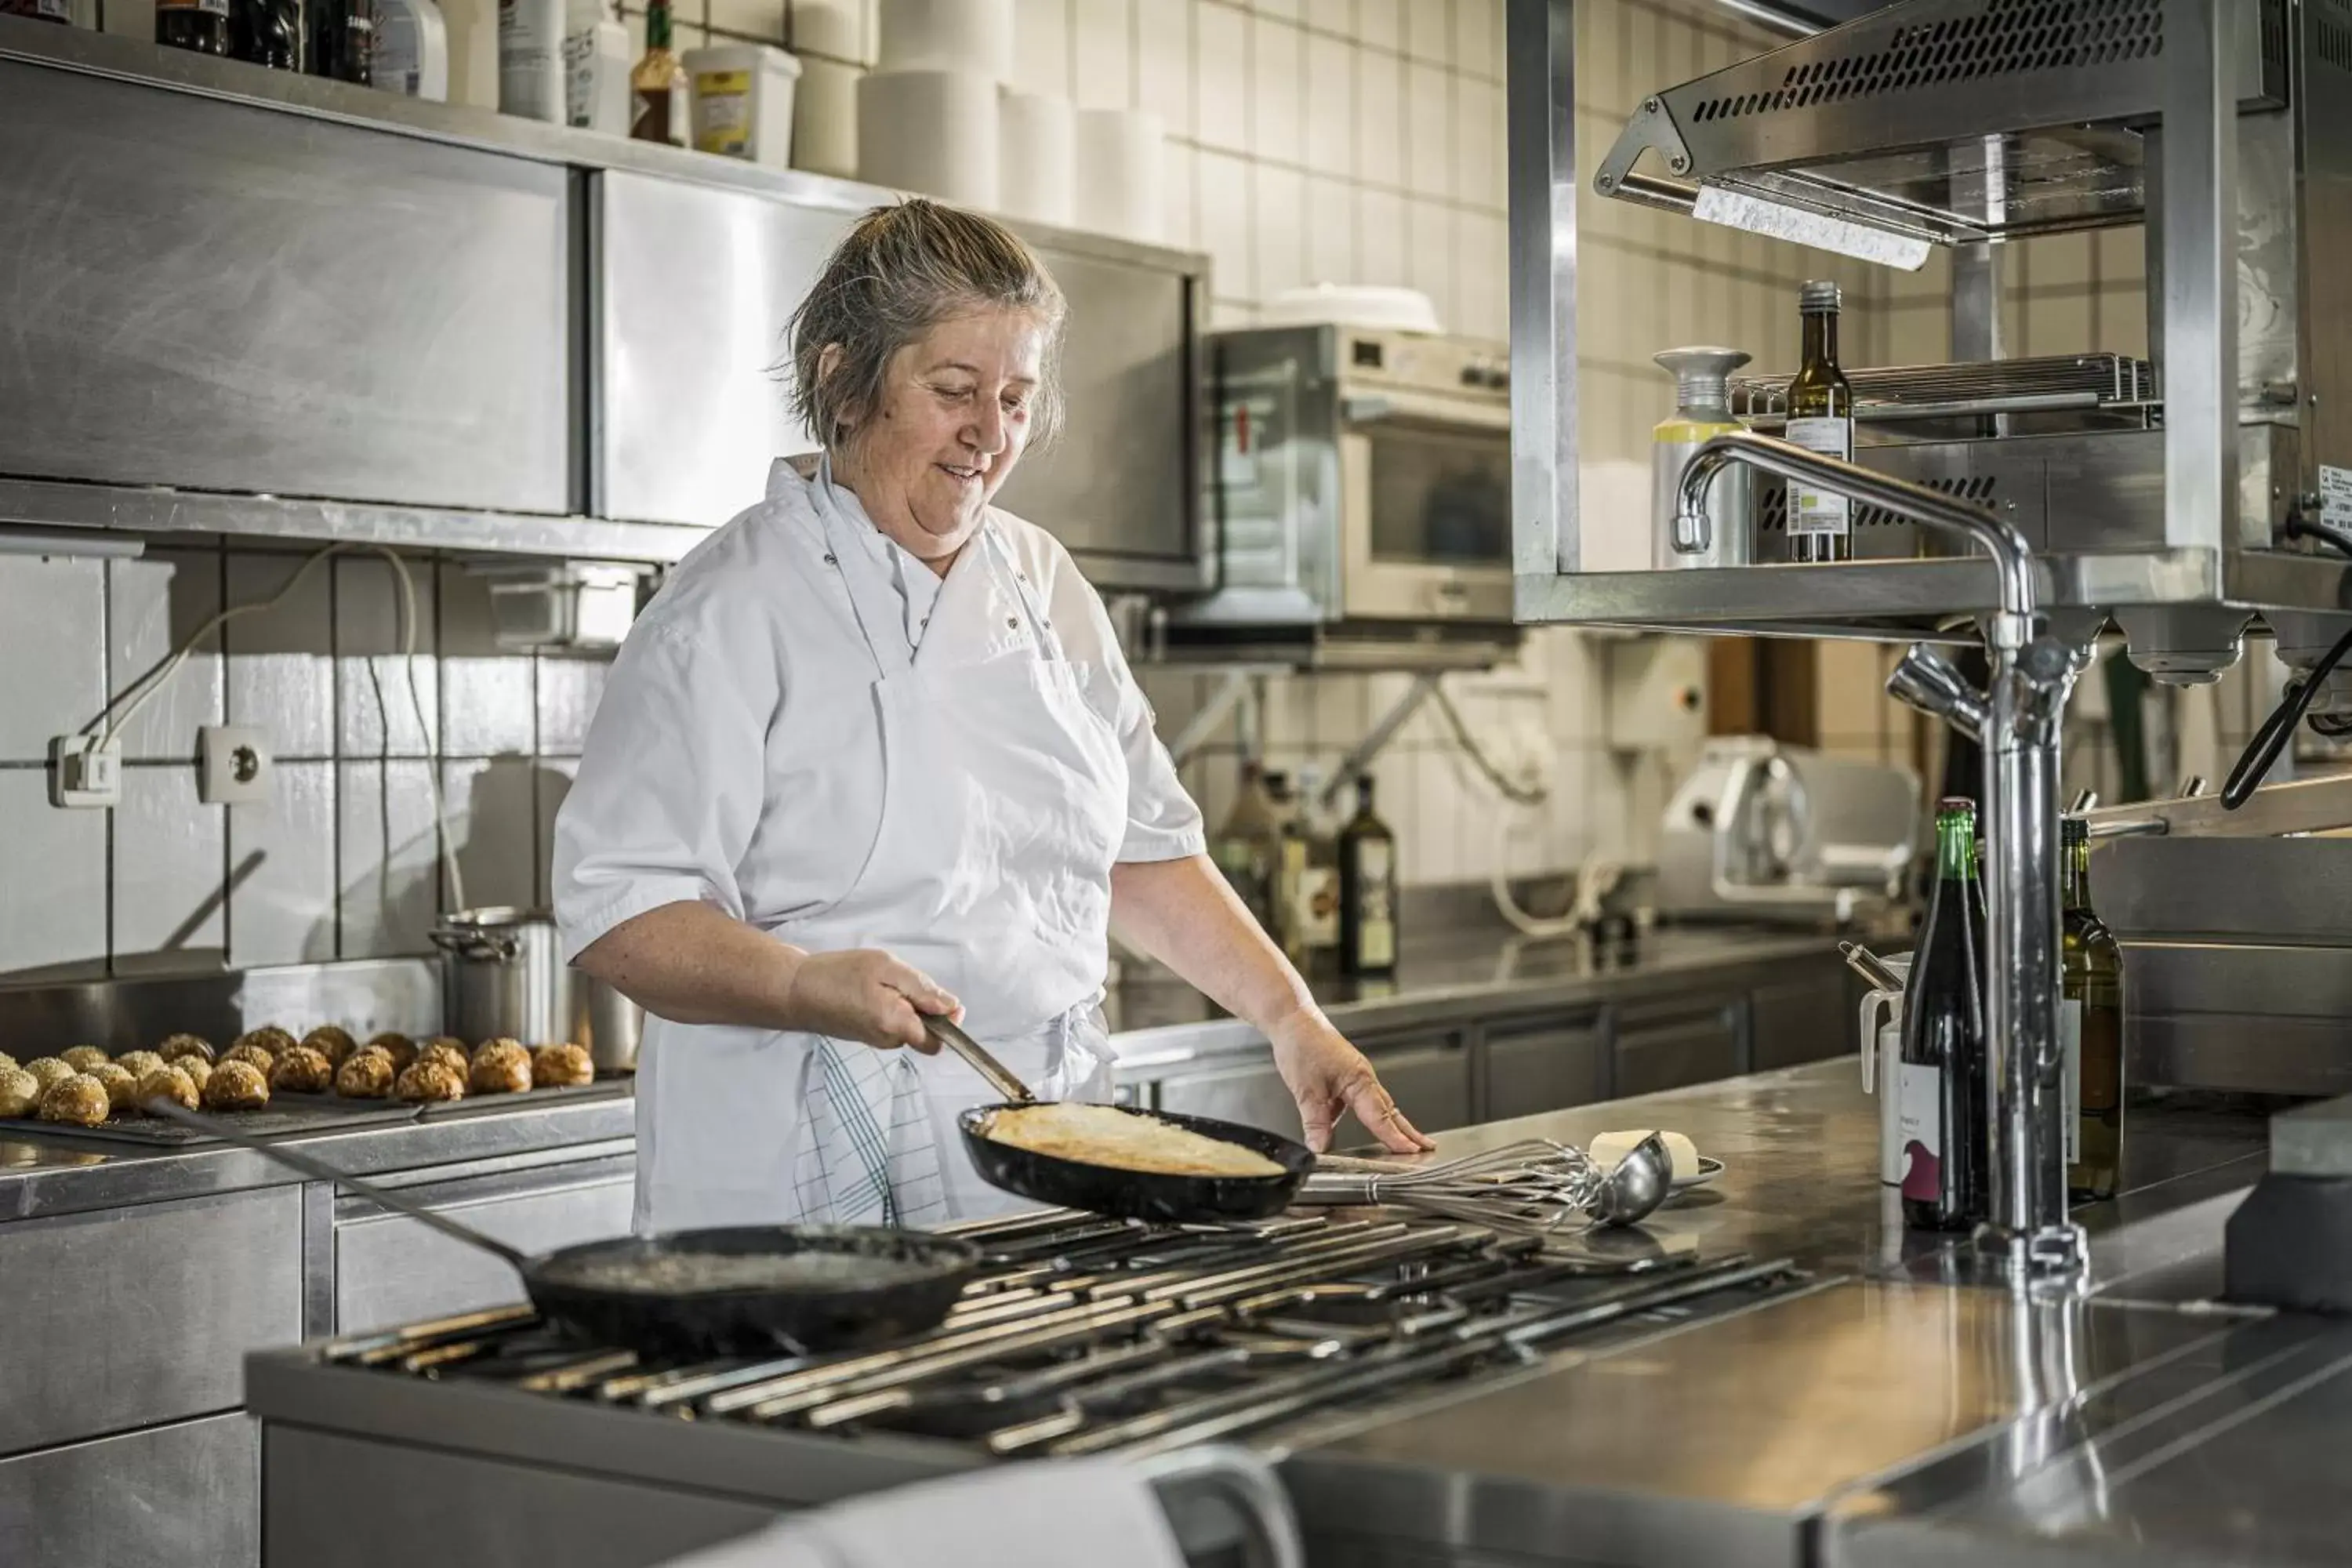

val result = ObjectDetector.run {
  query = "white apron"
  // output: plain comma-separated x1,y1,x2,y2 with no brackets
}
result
632,468,1129,1232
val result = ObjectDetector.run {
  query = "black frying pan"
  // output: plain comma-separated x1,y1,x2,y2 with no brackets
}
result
928,1018,1315,1224
145,1101,978,1358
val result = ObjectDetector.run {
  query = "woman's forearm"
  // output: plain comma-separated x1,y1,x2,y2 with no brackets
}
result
574,902,808,1029
1108,855,1322,1036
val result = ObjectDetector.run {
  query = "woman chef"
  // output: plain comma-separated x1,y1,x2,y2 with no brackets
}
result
554,200,1432,1234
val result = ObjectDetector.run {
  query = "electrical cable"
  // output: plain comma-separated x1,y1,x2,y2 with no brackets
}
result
81,541,466,911
2221,515,2352,809
2220,622,2352,809
1427,683,1550,808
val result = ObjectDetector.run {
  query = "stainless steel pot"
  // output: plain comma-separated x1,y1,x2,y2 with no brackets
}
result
430,906,642,1071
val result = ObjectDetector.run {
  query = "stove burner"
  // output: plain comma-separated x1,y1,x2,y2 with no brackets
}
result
324,1210,1797,1458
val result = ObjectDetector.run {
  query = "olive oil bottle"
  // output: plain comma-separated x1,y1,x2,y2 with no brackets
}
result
1338,775,1398,978
1784,280,1856,564
2061,818,2124,1201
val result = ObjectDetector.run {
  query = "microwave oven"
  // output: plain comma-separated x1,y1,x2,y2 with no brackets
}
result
1181,325,1513,630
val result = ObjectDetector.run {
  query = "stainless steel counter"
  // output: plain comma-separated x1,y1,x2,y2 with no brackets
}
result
0,924,1846,1223
235,1059,2314,1568
1280,1064,2287,1568
0,1091,637,1223
1103,926,1844,1068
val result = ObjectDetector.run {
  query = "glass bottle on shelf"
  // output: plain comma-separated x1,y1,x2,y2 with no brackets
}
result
2062,818,2125,1202
1900,798,1990,1232
229,0,298,67
306,0,377,82
1210,760,1280,934
1338,775,1399,978
155,0,230,56
1784,279,1856,564
629,0,685,144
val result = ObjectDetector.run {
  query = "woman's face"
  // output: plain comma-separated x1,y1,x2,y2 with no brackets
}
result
833,307,1046,572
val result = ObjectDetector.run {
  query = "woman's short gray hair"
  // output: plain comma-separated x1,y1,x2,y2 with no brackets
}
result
787,199,1068,456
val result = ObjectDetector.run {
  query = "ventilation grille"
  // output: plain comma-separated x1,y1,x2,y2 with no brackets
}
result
1758,475,1999,535
1691,0,2161,124
2318,0,2352,75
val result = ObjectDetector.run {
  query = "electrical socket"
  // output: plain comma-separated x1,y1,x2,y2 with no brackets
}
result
49,734,122,809
198,726,273,805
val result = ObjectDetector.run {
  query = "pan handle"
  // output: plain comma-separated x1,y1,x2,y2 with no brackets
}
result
925,1016,1037,1105
143,1100,534,1273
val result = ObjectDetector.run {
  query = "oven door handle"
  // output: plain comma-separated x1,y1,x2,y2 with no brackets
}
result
1337,390,1512,433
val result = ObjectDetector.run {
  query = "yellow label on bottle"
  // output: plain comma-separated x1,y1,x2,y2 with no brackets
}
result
693,70,755,156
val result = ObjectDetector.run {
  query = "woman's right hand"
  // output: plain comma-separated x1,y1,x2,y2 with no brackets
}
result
781,949,963,1051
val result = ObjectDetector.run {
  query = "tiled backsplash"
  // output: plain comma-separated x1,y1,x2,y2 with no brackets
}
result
2,546,577,984
3,0,1993,982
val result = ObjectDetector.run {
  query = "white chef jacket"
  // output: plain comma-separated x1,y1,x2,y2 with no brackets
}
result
552,462,1206,1230
554,464,1206,974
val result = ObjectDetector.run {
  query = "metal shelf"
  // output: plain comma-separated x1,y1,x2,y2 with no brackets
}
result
0,477,713,564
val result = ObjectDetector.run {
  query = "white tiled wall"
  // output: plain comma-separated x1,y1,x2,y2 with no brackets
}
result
0,1,2000,988
0,546,580,983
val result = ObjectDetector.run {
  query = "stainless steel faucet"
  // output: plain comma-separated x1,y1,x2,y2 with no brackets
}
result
1678,430,2087,1285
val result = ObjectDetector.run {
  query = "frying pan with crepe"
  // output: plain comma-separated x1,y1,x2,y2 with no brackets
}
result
931,1017,1316,1223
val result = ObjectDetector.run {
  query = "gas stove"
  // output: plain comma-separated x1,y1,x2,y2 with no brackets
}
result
299,1210,1795,1462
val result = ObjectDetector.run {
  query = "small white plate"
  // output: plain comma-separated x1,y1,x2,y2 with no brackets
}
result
1671,1156,1726,1192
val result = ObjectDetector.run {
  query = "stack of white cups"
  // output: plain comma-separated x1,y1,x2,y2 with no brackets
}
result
858,0,1014,209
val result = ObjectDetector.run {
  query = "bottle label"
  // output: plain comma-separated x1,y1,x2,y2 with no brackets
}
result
1298,866,1340,950
1896,1058,1944,1203
2061,997,2082,1167
157,0,229,14
1356,840,1396,970
562,29,598,125
693,68,754,156
1784,416,1853,536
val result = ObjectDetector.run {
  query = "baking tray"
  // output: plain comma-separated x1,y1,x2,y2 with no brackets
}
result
5,1100,423,1148
413,1077,631,1120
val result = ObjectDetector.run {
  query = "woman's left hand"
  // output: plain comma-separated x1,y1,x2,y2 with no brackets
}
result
1268,1009,1436,1156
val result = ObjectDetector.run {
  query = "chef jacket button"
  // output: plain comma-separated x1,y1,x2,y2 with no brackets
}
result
1007,616,1019,630
822,553,837,565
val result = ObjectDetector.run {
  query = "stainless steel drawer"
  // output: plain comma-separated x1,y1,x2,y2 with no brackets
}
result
1483,1016,1606,1123
1152,1059,1304,1138
1614,1000,1744,1098
333,1157,634,1334
1349,1033,1473,1140
0,1410,259,1568
0,1188,302,1456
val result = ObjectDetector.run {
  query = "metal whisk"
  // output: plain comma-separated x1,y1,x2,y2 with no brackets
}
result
1292,1136,1671,1233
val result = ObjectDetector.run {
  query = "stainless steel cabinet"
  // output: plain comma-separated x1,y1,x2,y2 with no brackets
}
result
0,1411,258,1568
334,1154,635,1333
1613,999,1745,1098
1750,963,1851,1071
990,244,1205,591
0,64,572,513
1482,1014,1607,1123
595,172,851,528
1349,1031,1474,1139
0,1188,302,1455
1153,1057,1304,1138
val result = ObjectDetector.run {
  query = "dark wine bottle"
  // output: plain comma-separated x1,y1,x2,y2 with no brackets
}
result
230,0,298,67
1899,797,1990,1232
155,0,231,56
1338,775,1398,978
306,0,376,84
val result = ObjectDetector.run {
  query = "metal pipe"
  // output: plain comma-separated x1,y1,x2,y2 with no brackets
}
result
1679,430,2085,1287
1675,431,2036,645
